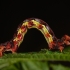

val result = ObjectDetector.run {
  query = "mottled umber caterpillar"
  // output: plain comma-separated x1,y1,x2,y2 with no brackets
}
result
0,18,70,56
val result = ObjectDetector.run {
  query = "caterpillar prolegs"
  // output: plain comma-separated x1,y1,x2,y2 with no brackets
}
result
0,18,70,57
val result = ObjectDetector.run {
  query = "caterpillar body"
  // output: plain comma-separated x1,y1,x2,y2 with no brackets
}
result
0,18,70,57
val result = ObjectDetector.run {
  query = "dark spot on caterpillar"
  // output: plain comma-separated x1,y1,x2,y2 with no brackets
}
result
38,24,43,29
28,21,34,27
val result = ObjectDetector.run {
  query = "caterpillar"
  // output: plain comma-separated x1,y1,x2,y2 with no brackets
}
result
0,18,70,57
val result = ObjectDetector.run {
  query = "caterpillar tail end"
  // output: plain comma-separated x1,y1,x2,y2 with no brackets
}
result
48,40,64,52
49,35,70,52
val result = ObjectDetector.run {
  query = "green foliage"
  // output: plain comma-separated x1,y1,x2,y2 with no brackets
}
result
1,47,70,61
0,60,70,70
51,64,70,70
0,46,70,70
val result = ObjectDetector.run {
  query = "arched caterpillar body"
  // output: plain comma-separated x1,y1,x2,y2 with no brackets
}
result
0,18,70,56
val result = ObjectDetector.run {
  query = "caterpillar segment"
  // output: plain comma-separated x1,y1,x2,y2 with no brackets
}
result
0,18,70,57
